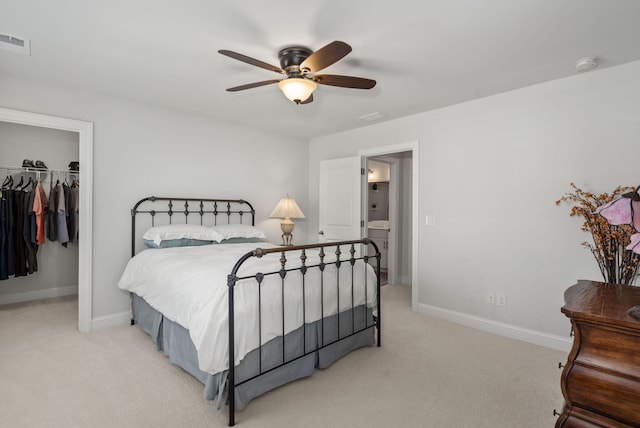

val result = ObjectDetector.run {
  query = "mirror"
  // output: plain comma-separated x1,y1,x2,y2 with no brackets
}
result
368,181,389,220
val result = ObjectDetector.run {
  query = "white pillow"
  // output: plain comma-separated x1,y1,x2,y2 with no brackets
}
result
142,224,223,246
211,224,267,241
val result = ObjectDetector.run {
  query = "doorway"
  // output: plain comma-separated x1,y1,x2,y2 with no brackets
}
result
360,141,418,311
0,107,93,332
366,153,411,286
366,158,391,285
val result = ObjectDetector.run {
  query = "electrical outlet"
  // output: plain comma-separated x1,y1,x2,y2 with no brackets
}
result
486,291,496,305
496,293,507,307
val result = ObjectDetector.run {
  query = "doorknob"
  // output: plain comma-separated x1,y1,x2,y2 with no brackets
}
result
318,230,324,235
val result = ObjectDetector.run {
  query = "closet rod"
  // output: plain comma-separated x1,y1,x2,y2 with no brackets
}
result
0,165,79,174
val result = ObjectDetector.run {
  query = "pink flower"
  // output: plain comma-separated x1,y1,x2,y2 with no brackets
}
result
596,187,640,232
627,233,640,255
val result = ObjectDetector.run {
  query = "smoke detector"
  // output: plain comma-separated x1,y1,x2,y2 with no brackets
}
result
574,57,598,72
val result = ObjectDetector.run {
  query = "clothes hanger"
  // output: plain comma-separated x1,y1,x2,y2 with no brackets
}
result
21,176,33,191
14,176,24,189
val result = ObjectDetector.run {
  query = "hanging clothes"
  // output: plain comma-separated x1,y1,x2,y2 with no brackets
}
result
5,187,15,277
24,188,38,274
46,179,58,242
33,179,48,245
56,182,69,247
13,189,27,277
0,168,79,281
68,181,79,242
0,188,8,280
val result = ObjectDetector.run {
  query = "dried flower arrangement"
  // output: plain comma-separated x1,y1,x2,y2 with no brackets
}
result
556,183,639,285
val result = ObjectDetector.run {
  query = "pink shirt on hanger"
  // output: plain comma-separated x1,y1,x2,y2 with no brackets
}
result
33,179,49,245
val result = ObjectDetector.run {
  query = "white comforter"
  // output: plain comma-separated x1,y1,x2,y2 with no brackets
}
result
117,242,377,374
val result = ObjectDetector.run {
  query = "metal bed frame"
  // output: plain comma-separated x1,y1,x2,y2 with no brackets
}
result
131,196,256,257
130,196,381,426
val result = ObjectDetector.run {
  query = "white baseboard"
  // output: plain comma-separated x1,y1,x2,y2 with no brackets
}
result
418,303,573,353
0,286,78,305
91,311,132,330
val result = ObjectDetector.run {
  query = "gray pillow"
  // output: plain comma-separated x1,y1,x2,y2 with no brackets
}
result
143,238,216,249
220,237,266,244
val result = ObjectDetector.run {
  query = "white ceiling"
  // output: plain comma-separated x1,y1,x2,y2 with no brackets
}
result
2,0,640,139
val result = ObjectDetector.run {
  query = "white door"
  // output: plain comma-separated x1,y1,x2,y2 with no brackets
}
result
318,156,362,242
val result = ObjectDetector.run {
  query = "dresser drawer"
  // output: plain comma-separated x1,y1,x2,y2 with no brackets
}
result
558,406,637,428
576,322,640,376
566,364,640,425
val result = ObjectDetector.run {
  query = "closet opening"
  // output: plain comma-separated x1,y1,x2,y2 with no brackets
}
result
0,107,93,332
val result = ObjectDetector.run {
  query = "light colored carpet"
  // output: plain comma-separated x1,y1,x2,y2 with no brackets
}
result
0,285,567,427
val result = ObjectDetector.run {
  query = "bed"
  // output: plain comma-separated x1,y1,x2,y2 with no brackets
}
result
118,196,381,426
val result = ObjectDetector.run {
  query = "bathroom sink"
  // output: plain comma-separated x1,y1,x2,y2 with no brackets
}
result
368,220,389,230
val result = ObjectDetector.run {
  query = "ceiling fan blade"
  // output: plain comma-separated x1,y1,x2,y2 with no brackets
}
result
313,74,377,89
300,94,314,104
218,50,285,75
300,41,352,73
225,79,280,92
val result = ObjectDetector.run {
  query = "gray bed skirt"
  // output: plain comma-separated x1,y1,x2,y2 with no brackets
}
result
131,293,375,411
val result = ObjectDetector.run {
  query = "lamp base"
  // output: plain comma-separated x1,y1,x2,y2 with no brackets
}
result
281,232,293,246
280,218,295,246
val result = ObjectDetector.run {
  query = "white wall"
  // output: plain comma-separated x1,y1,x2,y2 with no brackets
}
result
0,121,78,169
308,60,640,342
0,74,308,320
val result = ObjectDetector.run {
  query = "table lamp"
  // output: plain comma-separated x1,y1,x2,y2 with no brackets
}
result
270,195,305,246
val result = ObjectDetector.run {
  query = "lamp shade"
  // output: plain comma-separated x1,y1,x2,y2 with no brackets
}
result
277,78,317,104
270,196,305,219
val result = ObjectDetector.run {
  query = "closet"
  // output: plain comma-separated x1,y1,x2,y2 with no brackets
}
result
0,121,79,305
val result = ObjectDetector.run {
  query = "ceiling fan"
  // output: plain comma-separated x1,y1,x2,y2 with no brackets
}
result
218,41,376,104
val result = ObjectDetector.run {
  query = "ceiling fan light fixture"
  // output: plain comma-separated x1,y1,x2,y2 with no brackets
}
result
278,78,317,104
219,41,376,102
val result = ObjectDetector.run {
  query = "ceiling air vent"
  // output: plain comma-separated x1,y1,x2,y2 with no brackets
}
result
358,112,384,122
0,33,31,56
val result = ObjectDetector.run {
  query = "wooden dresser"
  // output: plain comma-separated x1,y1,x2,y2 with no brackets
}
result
556,280,640,427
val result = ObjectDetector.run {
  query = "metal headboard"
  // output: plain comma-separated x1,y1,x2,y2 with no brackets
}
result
131,196,255,257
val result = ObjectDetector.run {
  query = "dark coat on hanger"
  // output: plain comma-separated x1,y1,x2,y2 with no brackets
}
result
13,190,27,277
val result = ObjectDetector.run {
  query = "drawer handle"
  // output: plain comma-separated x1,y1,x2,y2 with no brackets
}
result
558,362,565,369
553,409,561,417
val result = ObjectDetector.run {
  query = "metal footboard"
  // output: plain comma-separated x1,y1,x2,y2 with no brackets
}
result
226,239,381,426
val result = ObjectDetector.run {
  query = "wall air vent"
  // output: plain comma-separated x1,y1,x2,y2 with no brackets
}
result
0,33,31,56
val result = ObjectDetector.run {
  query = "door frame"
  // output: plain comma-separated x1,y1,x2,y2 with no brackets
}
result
359,141,419,312
0,107,94,332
